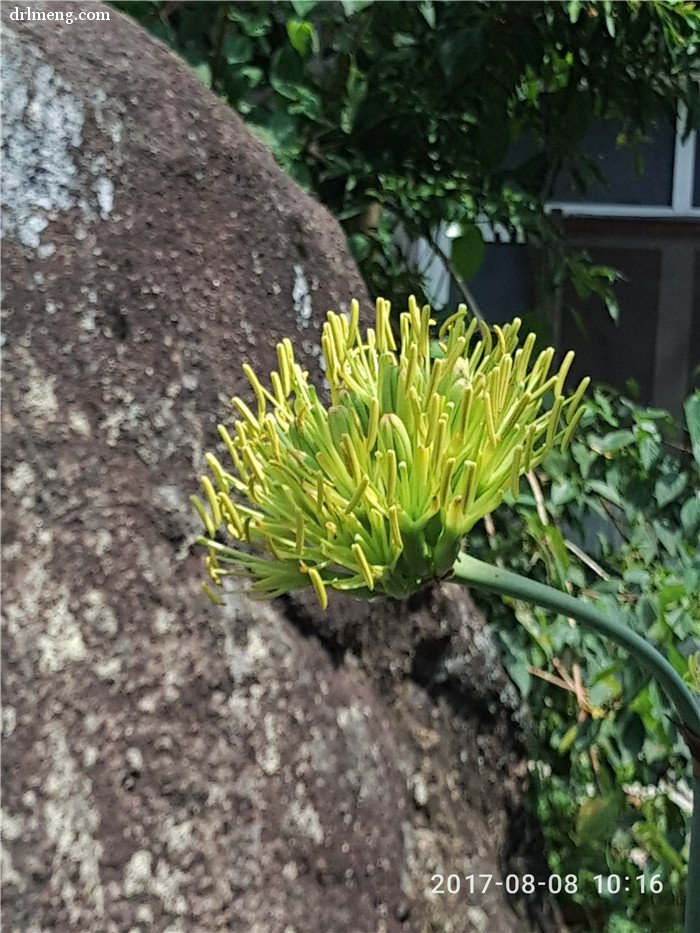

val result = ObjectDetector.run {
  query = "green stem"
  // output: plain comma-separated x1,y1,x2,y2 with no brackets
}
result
453,551,700,933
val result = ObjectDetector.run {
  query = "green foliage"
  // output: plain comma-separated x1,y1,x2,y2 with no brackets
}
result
113,0,700,328
469,389,700,931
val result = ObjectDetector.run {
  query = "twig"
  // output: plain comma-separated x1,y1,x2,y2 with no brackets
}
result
426,232,486,320
527,469,610,581
564,539,610,581
526,470,549,525
529,658,592,722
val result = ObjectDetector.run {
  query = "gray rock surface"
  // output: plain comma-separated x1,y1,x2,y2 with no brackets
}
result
1,4,560,931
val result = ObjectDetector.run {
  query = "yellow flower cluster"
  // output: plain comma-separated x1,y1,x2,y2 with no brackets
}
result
192,297,589,608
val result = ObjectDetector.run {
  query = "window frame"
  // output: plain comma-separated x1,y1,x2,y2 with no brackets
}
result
546,109,700,220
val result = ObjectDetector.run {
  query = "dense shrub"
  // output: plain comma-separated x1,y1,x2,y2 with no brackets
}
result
469,390,700,932
114,0,700,325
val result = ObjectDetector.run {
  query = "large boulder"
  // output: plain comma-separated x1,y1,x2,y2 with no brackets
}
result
1,5,559,931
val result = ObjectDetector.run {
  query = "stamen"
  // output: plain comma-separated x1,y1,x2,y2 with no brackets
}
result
205,453,229,492
388,505,403,551
352,542,375,590
277,341,291,396
561,406,585,453
191,494,217,537
243,363,268,417
306,566,328,610
203,582,224,605
201,476,222,527
554,350,575,397
344,475,369,514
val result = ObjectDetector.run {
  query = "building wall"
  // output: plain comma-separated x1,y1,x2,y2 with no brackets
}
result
561,217,699,412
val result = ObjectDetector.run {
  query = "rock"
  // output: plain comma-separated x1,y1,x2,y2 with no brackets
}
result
1,4,560,932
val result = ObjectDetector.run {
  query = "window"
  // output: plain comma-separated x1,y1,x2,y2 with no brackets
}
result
417,110,699,415
548,110,699,219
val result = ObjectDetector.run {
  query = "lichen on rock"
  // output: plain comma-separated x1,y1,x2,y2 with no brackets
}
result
1,25,119,248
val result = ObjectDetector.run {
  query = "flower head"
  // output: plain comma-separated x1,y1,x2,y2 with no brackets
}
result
192,297,589,609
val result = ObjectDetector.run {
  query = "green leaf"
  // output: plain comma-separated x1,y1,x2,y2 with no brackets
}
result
567,0,582,23
592,392,619,427
639,434,661,471
287,19,319,58
291,0,319,15
571,441,597,478
191,62,212,88
653,519,679,557
506,657,531,696
229,6,271,37
289,86,325,122
340,61,368,133
588,674,621,707
450,224,485,283
551,479,576,506
587,479,625,508
680,494,700,535
558,724,578,754
658,584,685,611
603,291,619,323
224,33,253,65
340,0,374,16
596,429,634,454
269,46,325,122
438,28,484,85
347,232,371,263
633,821,686,873
148,21,178,45
684,392,700,467
270,45,303,97
605,11,616,38
619,713,645,759
634,595,657,630
419,1,436,28
654,472,688,508
238,66,264,90
576,795,621,844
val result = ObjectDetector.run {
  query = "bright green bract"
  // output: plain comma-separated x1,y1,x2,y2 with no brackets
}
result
192,297,589,608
